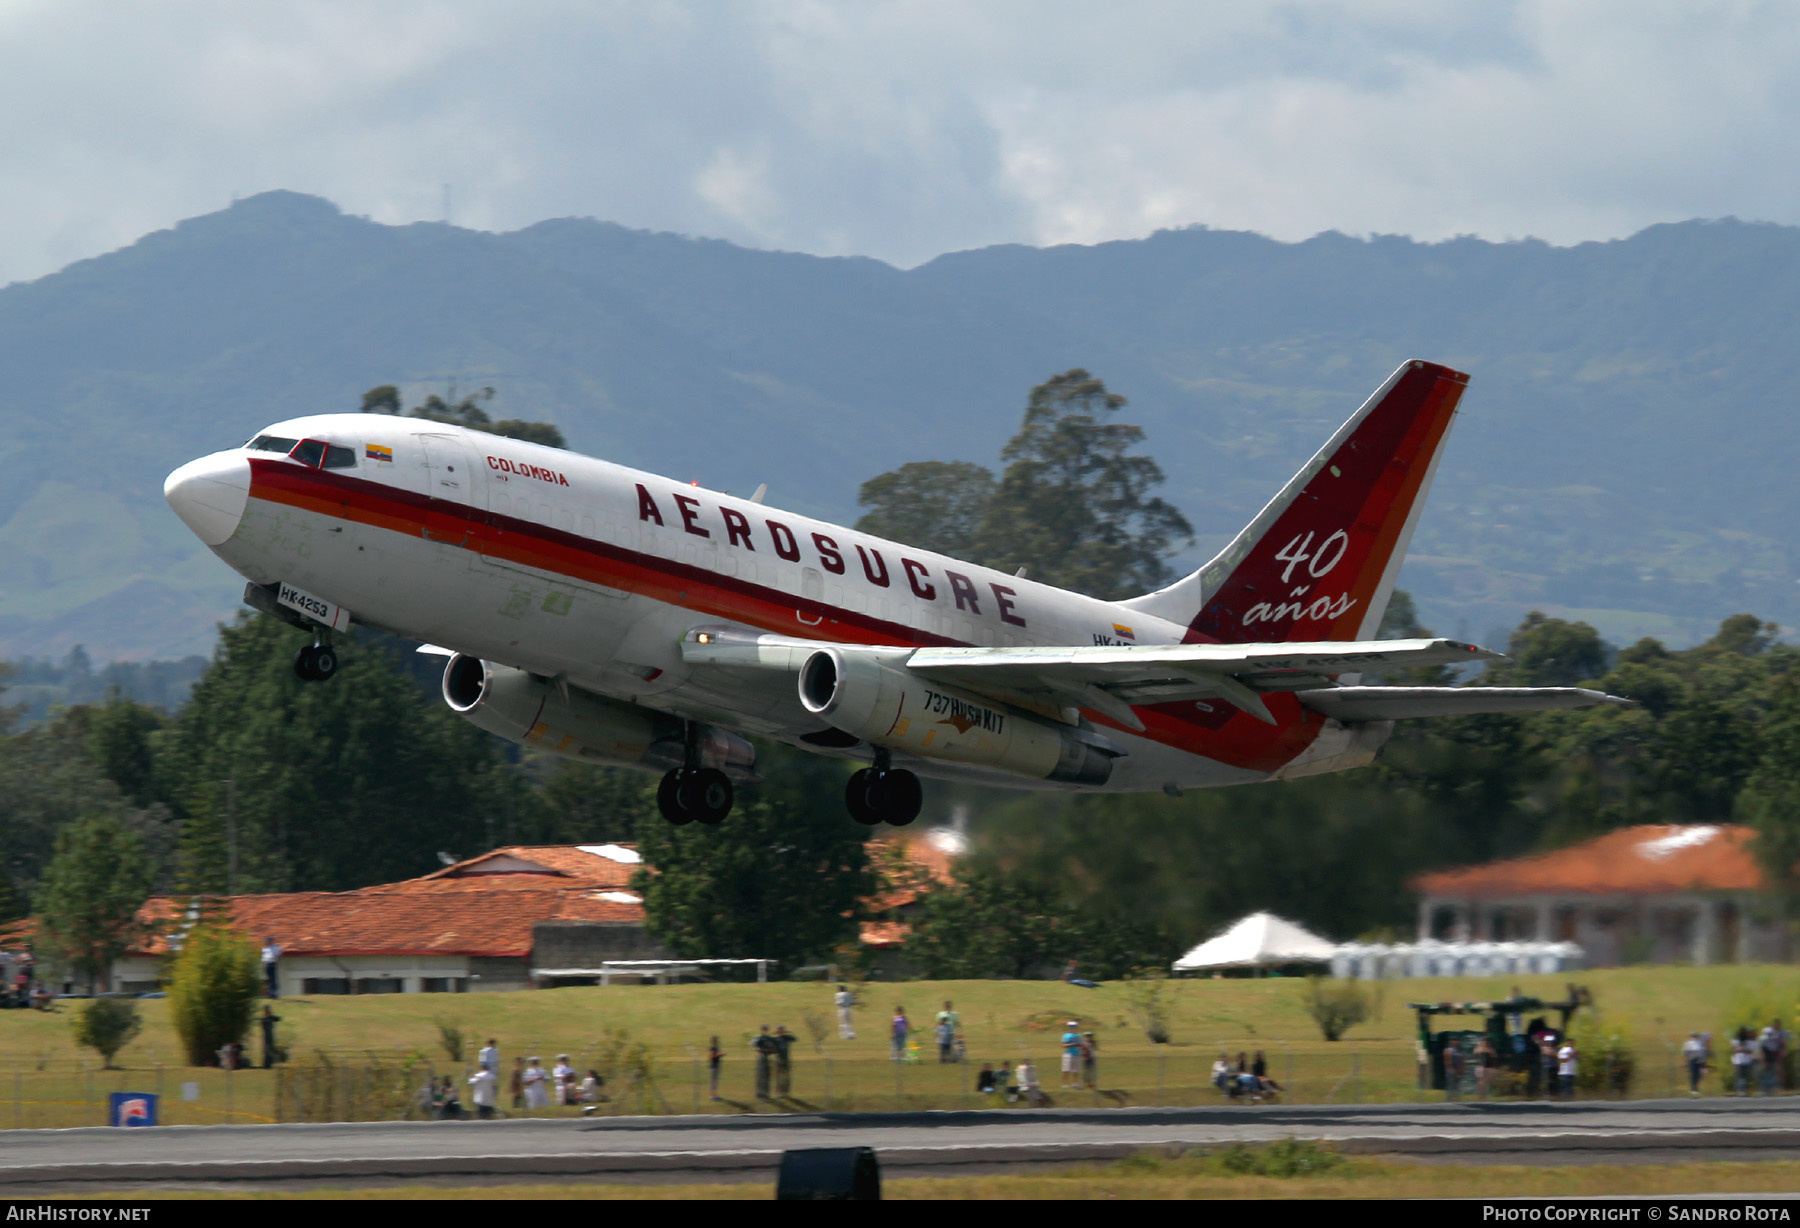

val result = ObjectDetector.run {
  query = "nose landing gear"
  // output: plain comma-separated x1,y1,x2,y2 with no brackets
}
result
293,636,338,682
657,721,734,825
845,750,922,826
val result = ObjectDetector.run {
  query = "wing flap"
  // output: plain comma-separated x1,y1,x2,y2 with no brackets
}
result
1299,686,1630,722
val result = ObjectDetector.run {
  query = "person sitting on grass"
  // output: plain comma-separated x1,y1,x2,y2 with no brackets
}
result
1015,1057,1047,1107
975,1063,998,1095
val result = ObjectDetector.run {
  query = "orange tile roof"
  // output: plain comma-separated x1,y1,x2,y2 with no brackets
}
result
1412,824,1767,899
87,836,959,963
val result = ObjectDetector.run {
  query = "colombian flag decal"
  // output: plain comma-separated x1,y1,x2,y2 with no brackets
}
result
1112,623,1136,641
365,443,394,462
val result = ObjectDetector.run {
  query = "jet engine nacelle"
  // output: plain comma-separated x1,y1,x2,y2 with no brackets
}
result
442,654,757,779
797,646,1116,786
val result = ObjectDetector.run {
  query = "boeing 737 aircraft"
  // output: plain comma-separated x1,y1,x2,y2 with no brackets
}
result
164,360,1624,827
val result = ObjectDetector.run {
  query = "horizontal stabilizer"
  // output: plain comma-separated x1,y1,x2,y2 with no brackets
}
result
1299,686,1630,722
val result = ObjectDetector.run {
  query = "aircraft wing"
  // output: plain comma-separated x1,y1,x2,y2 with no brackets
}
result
1298,686,1630,721
683,629,1513,729
902,638,1499,728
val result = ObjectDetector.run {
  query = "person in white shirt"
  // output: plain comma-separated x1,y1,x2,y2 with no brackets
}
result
1015,1057,1046,1106
834,984,855,1039
260,937,282,998
1682,1032,1710,1095
522,1057,551,1109
552,1054,575,1105
1733,1029,1757,1096
1556,1041,1578,1098
478,1038,499,1073
467,1065,498,1119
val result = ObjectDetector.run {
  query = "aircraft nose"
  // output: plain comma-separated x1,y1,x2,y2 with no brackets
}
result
164,452,250,546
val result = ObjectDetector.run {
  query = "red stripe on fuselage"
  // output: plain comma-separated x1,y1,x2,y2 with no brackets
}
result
247,459,1321,773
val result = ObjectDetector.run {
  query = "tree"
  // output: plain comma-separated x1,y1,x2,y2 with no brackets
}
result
524,761,657,845
1303,976,1375,1042
632,744,873,970
160,614,517,893
1505,612,1610,685
32,813,153,993
359,384,567,448
72,998,142,1069
1740,679,1800,911
855,461,996,557
853,369,1191,598
975,369,1193,598
166,924,261,1066
905,864,1074,979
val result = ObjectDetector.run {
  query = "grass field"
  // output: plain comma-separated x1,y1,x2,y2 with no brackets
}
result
3,964,1795,1127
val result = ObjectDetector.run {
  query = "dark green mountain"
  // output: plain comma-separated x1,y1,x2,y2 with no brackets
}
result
1,190,1791,660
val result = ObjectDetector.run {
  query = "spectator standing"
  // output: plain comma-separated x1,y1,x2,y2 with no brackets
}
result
468,1065,498,1119
552,1054,575,1105
1683,1032,1710,1095
1083,1033,1101,1089
260,937,282,998
259,1005,282,1069
834,984,856,1039
1474,1037,1497,1099
934,1000,960,1059
478,1038,499,1074
752,1025,778,1098
934,1018,955,1063
1760,1022,1786,1096
1556,1038,1578,1098
773,1025,796,1097
1060,1022,1083,1089
708,1036,723,1102
890,1006,910,1062
1445,1044,1466,1100
509,1057,526,1110
522,1057,550,1109
1733,1029,1756,1096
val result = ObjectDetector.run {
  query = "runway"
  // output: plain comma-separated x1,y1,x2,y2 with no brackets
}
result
5,1099,1800,1190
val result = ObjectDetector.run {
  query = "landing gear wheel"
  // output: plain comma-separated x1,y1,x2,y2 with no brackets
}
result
657,770,693,826
292,644,338,682
872,769,922,826
679,768,733,825
658,767,733,825
845,768,923,826
845,769,883,826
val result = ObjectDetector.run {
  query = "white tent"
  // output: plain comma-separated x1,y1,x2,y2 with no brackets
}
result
1172,911,1336,972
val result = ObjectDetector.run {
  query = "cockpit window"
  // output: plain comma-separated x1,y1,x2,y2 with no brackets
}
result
247,435,299,453
286,439,359,469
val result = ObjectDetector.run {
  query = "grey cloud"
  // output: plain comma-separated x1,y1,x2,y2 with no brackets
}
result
1,0,1799,284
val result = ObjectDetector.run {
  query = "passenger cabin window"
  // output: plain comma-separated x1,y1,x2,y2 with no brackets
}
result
288,439,357,469
247,435,298,453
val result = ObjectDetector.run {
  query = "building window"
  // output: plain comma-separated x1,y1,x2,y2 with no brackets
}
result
421,978,466,993
302,978,350,995
354,977,405,994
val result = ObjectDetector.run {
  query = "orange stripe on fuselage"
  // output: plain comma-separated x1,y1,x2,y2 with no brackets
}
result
247,459,1321,774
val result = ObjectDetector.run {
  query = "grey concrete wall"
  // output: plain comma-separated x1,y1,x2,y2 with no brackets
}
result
530,922,673,969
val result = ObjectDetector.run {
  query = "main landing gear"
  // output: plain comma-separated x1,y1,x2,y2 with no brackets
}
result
657,722,733,826
845,750,922,827
293,635,338,682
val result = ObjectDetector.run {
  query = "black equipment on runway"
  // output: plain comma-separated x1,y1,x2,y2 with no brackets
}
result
775,1146,880,1200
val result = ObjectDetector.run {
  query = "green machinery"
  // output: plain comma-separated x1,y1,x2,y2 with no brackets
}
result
1410,987,1590,1093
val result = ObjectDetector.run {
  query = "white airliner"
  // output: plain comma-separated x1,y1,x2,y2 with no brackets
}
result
164,360,1624,827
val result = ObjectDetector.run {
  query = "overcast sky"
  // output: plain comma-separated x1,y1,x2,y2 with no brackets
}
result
3,0,1799,284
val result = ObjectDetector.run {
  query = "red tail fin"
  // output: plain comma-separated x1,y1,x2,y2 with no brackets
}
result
1124,360,1468,644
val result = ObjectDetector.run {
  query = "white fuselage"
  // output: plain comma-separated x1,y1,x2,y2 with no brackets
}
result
168,415,1361,790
